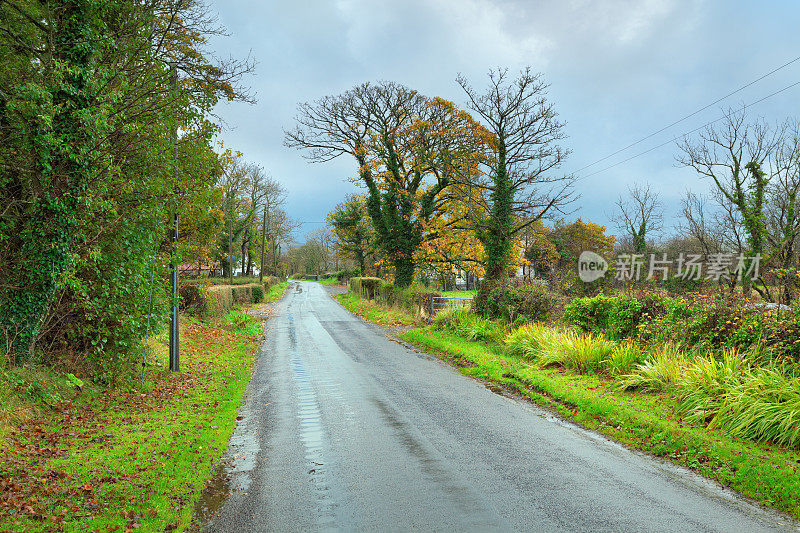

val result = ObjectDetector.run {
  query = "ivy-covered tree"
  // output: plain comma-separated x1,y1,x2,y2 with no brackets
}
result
0,0,107,357
0,0,252,366
456,68,575,281
286,84,485,286
612,184,663,253
327,195,377,275
678,110,784,297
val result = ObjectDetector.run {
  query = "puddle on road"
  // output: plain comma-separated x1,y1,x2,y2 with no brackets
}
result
190,456,233,530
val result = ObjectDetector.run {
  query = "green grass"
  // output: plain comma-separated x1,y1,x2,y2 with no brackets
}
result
615,344,686,392
0,314,262,532
222,309,263,337
334,292,420,327
440,290,477,298
400,327,800,520
315,277,341,286
264,281,290,303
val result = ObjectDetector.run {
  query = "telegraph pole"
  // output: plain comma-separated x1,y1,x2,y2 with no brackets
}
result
169,64,179,372
259,202,269,283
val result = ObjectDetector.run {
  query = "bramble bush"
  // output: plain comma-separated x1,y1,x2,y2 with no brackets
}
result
474,281,558,322
563,292,670,341
567,292,800,363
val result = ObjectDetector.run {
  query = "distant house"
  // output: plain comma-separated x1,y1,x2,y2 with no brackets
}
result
178,261,222,278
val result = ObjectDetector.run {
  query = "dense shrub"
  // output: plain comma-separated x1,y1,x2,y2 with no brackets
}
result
349,277,439,317
336,269,360,283
564,293,671,341
475,281,557,322
349,277,384,299
180,282,272,319
187,276,270,286
381,283,438,316
562,295,612,334
201,286,234,317
251,285,264,303
637,294,800,363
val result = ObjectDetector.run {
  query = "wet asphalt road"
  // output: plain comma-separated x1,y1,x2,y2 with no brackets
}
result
206,281,797,532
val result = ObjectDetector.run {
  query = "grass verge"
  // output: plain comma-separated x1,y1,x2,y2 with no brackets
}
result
440,290,477,298
400,326,800,520
0,312,262,532
333,292,421,327
263,281,290,303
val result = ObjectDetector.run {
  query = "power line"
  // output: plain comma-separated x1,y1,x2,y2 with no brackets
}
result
580,78,800,180
574,54,800,174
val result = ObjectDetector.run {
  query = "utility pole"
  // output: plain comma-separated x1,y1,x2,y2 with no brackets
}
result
169,64,179,372
259,203,270,283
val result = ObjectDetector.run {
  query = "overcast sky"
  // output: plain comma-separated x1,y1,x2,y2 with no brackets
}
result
209,0,800,243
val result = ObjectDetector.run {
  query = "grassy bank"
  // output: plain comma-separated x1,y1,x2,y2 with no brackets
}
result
401,325,800,519
334,292,420,327
264,281,291,303
0,310,264,532
440,290,477,298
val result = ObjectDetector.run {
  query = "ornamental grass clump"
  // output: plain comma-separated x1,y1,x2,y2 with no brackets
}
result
616,344,685,391
558,333,617,372
433,308,503,342
432,307,472,332
679,347,749,426
607,342,644,375
504,323,553,359
461,314,501,341
692,365,800,447
505,324,569,363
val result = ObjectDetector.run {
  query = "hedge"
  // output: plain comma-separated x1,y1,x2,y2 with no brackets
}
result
184,276,282,287
348,277,439,317
179,278,280,319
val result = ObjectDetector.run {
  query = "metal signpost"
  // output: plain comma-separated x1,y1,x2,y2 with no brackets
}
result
169,64,179,372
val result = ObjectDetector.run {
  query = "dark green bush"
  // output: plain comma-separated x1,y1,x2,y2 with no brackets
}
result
475,281,557,322
562,295,611,334
564,292,670,340
337,269,360,284
566,291,800,363
251,285,264,303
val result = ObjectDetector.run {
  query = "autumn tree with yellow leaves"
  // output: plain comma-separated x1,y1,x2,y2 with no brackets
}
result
287,84,488,287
